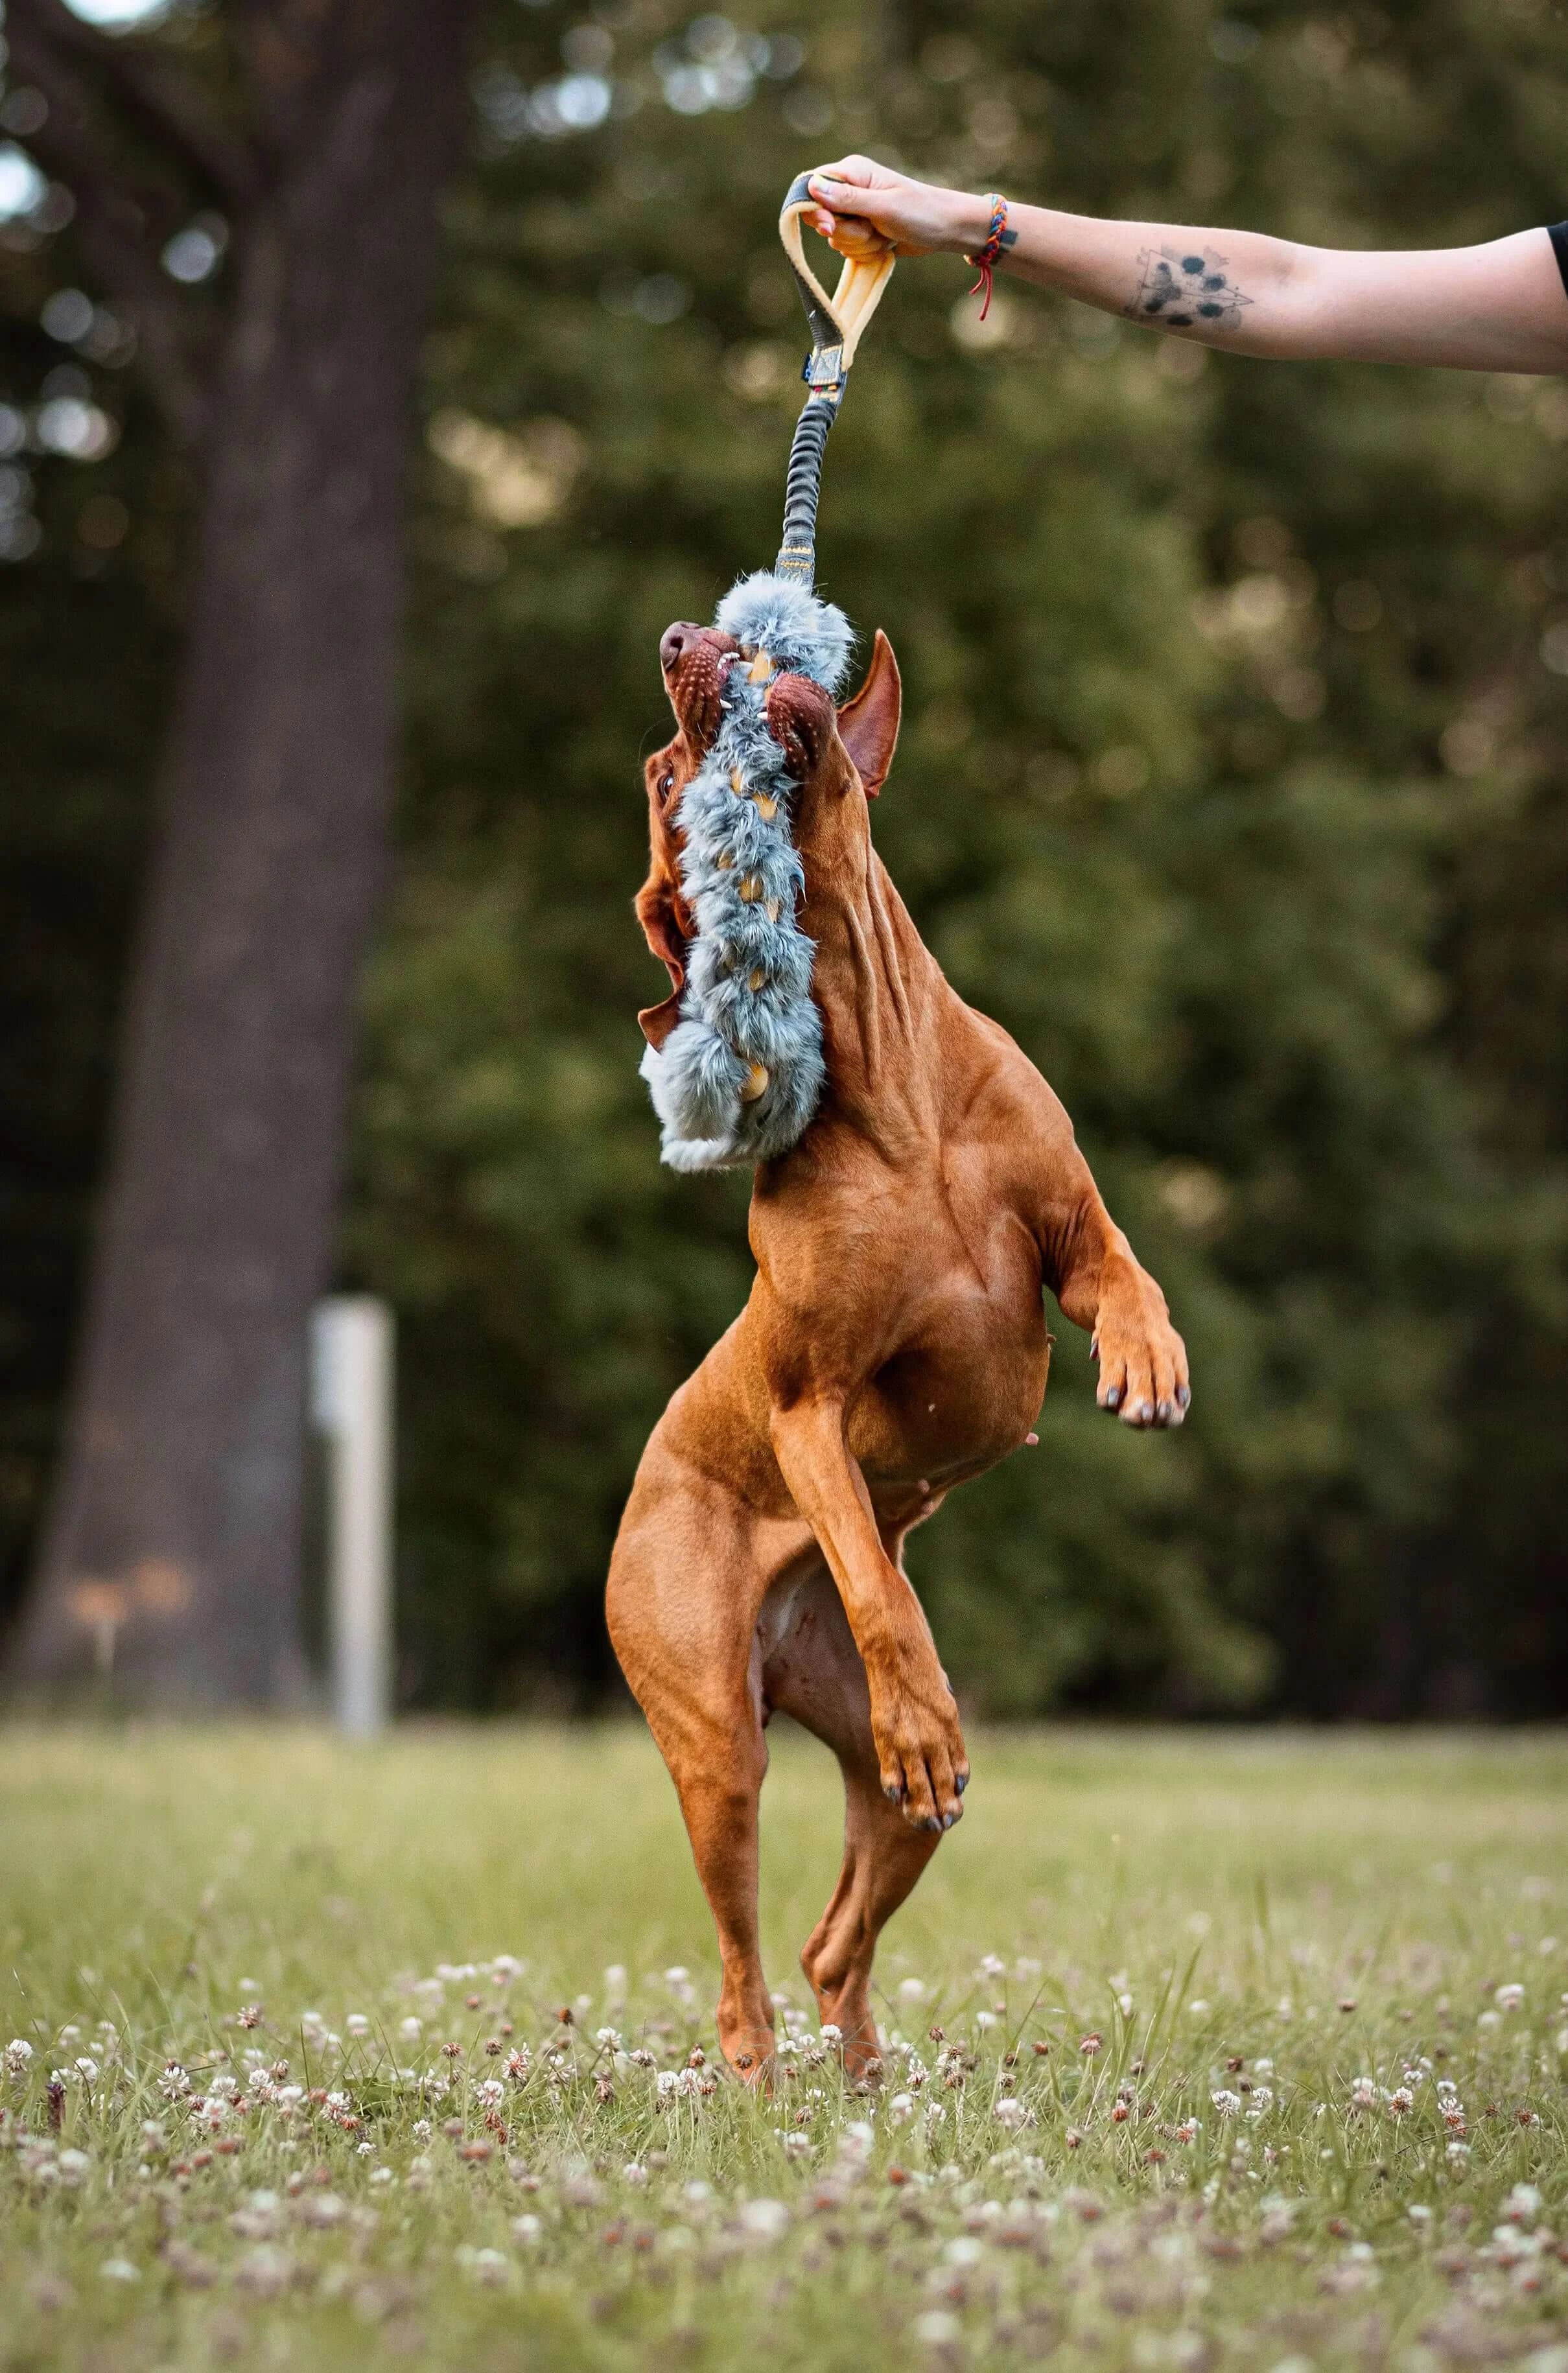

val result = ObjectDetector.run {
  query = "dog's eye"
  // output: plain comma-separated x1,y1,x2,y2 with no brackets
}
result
659,771,673,797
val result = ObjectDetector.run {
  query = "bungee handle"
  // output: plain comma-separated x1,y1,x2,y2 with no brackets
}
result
773,170,894,588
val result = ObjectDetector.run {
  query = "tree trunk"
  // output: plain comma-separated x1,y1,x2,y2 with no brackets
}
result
10,0,476,1706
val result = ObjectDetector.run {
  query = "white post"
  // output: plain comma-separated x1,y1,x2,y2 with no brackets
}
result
311,1295,395,1738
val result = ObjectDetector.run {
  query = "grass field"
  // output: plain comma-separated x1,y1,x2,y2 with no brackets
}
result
2,1723,1567,2372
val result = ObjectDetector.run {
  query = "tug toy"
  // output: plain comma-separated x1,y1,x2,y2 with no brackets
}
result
640,178,895,1171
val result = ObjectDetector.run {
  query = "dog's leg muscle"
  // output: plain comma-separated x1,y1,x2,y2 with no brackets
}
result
767,1397,968,1830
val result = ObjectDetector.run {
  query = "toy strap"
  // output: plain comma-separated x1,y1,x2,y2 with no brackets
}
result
773,172,895,587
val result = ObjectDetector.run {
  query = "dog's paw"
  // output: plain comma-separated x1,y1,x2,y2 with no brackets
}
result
869,1663,969,1832
1092,1260,1190,1429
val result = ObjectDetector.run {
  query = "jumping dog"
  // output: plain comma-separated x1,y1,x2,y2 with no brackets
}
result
609,612,1189,2083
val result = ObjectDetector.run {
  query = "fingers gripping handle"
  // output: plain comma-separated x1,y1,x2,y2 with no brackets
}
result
778,169,895,375
773,173,894,589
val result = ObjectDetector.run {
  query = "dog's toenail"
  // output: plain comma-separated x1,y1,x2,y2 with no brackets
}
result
954,1771,967,1794
1176,1385,1191,1409
941,1812,955,1830
1103,1386,1121,1410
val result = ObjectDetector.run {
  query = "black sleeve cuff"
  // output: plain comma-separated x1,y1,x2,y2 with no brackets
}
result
1549,222,1568,304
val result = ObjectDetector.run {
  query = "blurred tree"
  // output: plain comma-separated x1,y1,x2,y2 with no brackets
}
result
3,0,478,1704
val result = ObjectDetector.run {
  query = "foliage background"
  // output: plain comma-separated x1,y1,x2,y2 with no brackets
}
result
5,0,1568,1718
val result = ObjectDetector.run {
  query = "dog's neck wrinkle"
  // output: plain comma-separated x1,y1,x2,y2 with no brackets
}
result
801,837,944,1142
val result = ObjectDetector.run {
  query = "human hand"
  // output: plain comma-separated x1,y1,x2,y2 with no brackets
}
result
804,156,989,261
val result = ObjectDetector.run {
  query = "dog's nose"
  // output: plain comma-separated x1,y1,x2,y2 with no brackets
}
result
661,622,701,675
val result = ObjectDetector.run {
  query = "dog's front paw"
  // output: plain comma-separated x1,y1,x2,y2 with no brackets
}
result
1093,1259,1190,1429
869,1661,969,1832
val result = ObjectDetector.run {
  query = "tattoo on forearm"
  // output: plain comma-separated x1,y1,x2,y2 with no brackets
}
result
1126,246,1254,333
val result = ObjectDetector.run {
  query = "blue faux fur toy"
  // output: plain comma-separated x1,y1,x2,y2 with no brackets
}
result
639,570,854,1173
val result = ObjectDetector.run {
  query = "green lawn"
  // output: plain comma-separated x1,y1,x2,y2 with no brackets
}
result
1,1723,1566,2371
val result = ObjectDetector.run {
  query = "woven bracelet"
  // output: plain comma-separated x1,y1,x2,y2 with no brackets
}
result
965,194,1011,320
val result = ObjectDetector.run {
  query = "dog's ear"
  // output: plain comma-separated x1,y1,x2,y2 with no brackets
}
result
635,883,686,1048
637,749,693,1048
837,629,901,799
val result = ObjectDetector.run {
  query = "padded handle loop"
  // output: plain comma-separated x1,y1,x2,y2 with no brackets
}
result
778,169,895,375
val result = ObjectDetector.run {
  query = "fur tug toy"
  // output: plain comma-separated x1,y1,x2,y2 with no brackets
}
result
640,180,894,1172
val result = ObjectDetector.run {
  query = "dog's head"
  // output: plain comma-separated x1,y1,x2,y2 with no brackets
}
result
636,618,901,1048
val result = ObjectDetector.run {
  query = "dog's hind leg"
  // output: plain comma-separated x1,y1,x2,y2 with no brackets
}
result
608,1451,806,2085
762,1561,941,2077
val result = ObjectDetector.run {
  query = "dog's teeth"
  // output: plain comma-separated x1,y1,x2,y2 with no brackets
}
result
739,1062,769,1103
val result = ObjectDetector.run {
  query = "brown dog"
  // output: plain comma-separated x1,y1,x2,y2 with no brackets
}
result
608,618,1189,2083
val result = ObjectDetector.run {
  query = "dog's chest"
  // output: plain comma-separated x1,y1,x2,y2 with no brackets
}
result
843,1219,1053,1486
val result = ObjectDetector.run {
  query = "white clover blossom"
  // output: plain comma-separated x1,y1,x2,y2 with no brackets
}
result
1210,2089,1242,2116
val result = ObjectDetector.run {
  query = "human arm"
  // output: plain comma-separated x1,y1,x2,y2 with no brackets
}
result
806,156,1568,375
